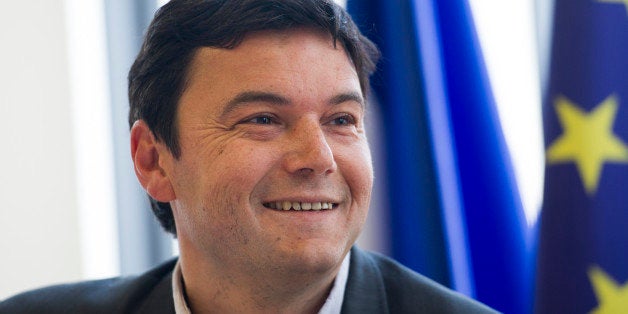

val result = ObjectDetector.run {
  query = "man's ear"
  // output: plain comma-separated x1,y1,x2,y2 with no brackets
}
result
130,120,176,203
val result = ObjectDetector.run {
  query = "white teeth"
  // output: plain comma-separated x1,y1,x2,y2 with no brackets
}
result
266,201,335,211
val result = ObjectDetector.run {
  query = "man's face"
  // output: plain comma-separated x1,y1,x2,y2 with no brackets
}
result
164,29,373,276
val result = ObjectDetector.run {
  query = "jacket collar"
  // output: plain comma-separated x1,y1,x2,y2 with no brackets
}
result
341,246,389,314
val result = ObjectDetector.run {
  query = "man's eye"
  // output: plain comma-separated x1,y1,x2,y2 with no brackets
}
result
247,116,275,125
330,114,356,126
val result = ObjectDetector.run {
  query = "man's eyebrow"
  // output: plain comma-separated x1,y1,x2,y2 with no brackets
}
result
221,91,290,118
329,91,365,108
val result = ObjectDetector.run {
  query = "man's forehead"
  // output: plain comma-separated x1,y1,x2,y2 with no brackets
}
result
185,28,359,91
178,27,363,116
188,27,352,73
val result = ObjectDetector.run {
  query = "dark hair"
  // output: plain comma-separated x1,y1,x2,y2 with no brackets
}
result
128,0,380,236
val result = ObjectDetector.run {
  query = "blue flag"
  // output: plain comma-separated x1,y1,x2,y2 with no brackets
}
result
535,1,628,313
348,0,533,313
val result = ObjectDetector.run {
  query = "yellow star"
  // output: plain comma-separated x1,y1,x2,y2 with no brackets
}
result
588,266,628,313
546,95,628,195
598,0,628,15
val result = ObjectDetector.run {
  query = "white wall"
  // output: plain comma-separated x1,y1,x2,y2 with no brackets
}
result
0,0,82,299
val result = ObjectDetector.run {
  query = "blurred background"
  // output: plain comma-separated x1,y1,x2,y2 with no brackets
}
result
2,0,624,313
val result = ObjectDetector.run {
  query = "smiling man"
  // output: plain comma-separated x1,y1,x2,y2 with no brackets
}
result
137,27,374,314
0,0,496,313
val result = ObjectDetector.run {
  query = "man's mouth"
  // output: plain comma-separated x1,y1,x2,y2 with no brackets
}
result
263,201,337,211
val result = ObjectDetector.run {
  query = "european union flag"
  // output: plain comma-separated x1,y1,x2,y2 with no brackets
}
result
348,1,533,313
535,0,628,313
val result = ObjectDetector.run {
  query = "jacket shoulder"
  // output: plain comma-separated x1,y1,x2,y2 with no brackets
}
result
0,258,177,314
345,248,498,314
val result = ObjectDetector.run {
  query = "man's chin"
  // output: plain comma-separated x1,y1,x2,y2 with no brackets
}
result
271,242,350,275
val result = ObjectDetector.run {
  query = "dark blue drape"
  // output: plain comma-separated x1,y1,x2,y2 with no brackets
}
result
348,1,533,313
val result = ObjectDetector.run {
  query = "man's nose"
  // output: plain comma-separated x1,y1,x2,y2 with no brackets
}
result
282,121,337,176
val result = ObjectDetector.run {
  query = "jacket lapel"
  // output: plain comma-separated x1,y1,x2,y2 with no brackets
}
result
341,247,389,314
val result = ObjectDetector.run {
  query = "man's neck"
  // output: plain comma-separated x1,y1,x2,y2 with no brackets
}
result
179,251,344,314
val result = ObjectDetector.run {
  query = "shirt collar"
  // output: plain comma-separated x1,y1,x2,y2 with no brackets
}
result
317,251,350,314
172,259,191,314
172,252,351,314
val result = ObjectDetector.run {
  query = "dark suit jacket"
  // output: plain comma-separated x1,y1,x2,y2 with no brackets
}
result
0,247,497,313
